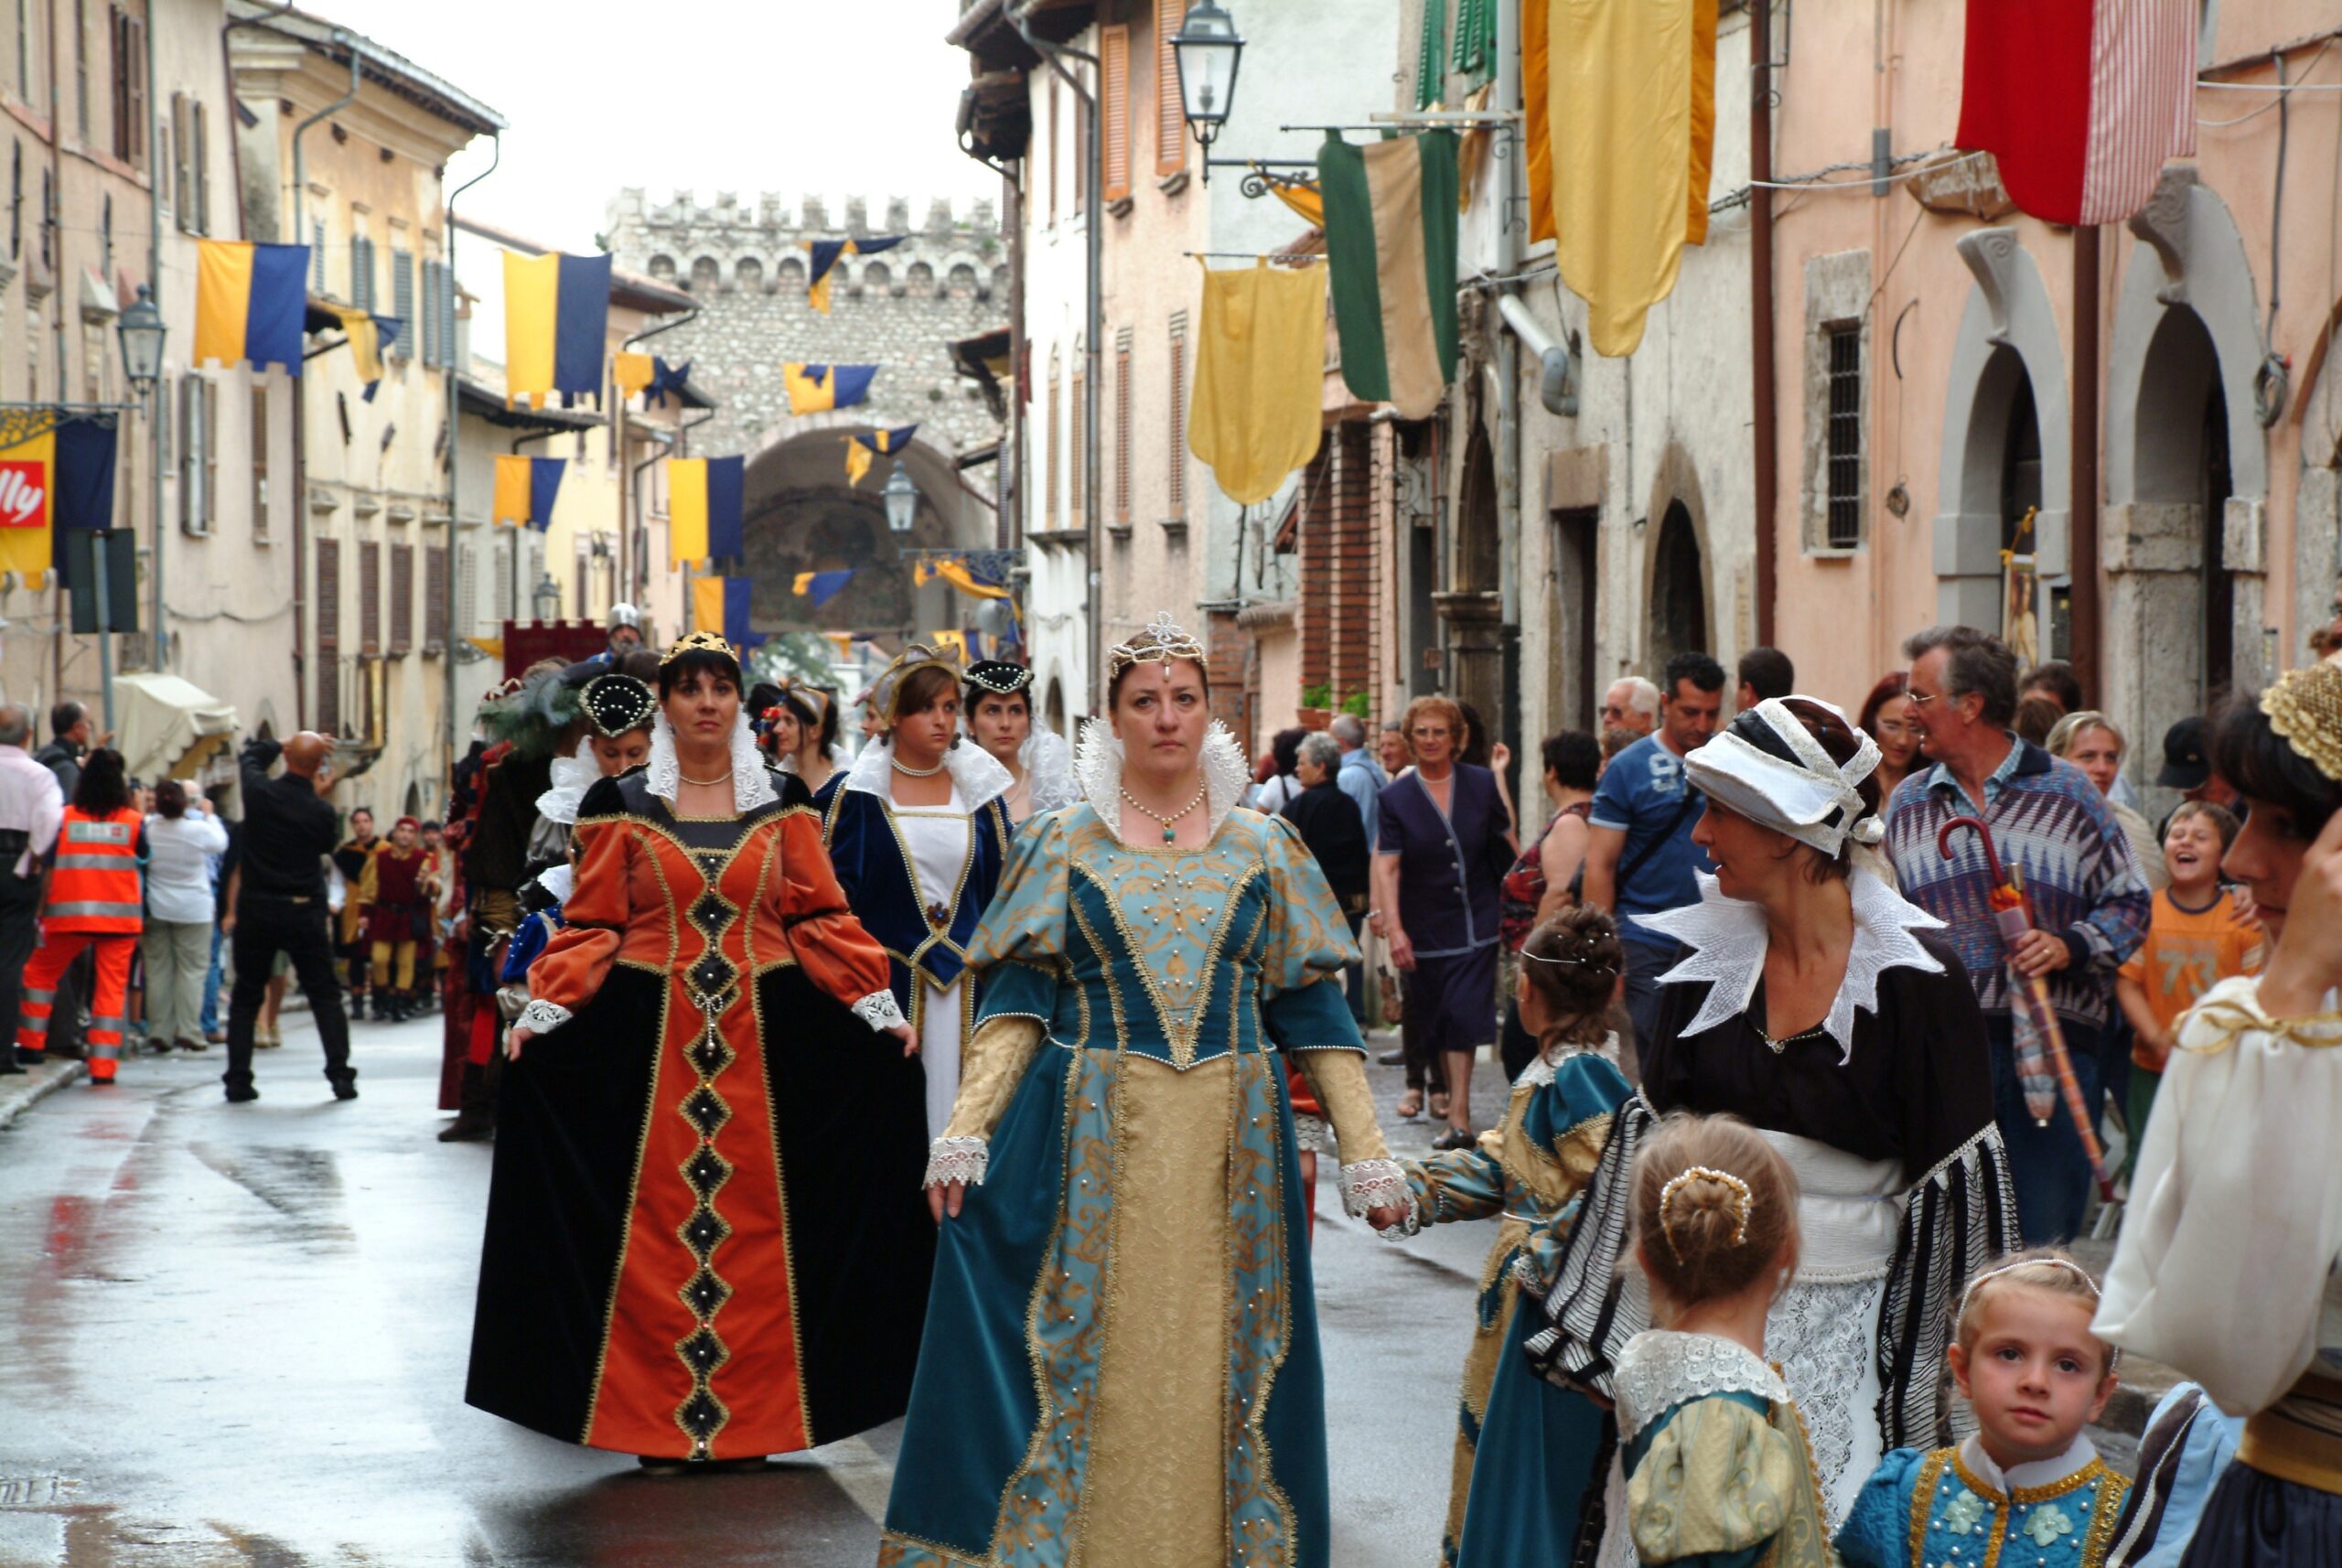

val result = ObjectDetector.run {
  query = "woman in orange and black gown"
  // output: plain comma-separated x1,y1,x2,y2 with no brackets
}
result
464,631,928,1467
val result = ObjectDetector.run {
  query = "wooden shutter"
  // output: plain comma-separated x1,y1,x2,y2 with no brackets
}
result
424,545,447,653
107,5,126,160
311,220,325,291
250,381,268,538
350,234,372,311
1167,319,1187,517
1114,335,1133,524
359,539,381,653
1101,24,1131,202
390,542,413,653
177,375,206,533
391,250,414,359
1069,364,1085,526
316,537,341,734
169,91,188,225
438,255,456,367
201,380,219,530
1155,5,1186,176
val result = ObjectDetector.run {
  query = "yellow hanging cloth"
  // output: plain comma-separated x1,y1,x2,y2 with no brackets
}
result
1524,0,1555,244
1552,0,1718,357
1187,260,1328,508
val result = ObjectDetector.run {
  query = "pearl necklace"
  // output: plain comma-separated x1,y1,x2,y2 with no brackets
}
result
1119,779,1208,843
890,756,946,778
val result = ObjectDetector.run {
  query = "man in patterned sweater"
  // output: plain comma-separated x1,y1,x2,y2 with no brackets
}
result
1885,625,2151,1245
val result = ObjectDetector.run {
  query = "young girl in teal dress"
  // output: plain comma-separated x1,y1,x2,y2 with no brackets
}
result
1398,907,1633,1567
1611,1113,1833,1568
1837,1251,2130,1568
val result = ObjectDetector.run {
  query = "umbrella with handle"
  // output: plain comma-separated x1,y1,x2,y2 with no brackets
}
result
1938,813,2117,1205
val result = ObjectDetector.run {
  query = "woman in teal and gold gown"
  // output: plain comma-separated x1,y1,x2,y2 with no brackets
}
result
876,615,1409,1568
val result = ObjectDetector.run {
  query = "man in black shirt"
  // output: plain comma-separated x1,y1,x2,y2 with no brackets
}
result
223,732,356,1103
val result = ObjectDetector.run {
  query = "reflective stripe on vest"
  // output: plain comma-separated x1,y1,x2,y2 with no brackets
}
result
46,808,143,932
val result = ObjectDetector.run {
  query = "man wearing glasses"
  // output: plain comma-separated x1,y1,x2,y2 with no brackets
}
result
1599,676,1660,739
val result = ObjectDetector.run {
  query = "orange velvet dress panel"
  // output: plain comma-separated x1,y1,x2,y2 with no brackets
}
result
465,768,934,1464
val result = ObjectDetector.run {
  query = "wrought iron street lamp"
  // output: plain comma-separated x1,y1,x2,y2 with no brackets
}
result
883,461,919,536
532,571,563,621
1172,0,1244,183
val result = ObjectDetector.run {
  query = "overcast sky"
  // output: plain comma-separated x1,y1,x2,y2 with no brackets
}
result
322,0,998,252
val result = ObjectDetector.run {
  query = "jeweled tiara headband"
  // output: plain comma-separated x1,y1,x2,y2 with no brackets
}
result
660,629,736,666
1107,611,1207,677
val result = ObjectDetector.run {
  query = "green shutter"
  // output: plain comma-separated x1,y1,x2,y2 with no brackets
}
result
1415,0,1447,110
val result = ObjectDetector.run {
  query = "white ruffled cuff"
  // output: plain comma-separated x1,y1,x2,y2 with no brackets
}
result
1291,1112,1331,1155
853,990,908,1033
925,1135,989,1188
516,998,573,1036
1338,1157,1412,1219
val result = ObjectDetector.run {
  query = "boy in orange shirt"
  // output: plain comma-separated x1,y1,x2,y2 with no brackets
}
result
2113,800,2263,1183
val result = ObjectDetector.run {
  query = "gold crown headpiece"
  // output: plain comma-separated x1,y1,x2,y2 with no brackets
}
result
1108,611,1207,677
2261,659,2342,785
660,629,738,666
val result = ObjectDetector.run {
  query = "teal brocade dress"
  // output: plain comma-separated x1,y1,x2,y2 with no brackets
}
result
1402,1044,1630,1568
876,799,1398,1568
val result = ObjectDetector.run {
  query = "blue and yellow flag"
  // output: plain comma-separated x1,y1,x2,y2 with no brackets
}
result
782,363,878,417
645,356,693,408
194,240,311,375
504,250,613,409
0,418,119,586
693,575,768,652
669,455,746,565
614,351,655,402
912,553,1013,601
492,455,566,530
844,424,919,485
792,568,854,607
806,235,906,313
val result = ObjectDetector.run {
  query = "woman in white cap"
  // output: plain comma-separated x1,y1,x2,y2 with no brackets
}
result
1529,696,2017,1541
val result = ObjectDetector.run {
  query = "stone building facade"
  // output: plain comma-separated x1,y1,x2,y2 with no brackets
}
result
601,188,1007,462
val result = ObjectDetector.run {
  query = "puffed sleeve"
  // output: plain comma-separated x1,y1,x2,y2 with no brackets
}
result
965,808,1072,1028
2096,975,2342,1416
1510,1051,1632,1294
1256,813,1365,1056
1403,1128,1508,1225
518,779,631,1036
778,806,907,1034
1833,1447,1928,1568
1628,1396,1799,1568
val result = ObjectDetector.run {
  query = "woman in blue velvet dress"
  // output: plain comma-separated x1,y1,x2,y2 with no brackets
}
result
1397,906,1631,1568
876,615,1409,1568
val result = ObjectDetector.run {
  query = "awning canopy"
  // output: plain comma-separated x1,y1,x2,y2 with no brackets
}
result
113,672,238,782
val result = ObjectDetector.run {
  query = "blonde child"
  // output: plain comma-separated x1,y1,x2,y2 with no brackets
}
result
1609,1112,1831,1568
1400,907,1635,1567
2113,803,2263,1179
1836,1249,2130,1568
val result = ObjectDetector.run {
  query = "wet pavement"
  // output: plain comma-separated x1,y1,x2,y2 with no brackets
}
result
0,1016,1487,1567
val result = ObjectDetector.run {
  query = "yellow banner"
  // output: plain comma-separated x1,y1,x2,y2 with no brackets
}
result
502,251,560,408
0,427,55,585
669,458,709,564
491,455,532,526
692,575,727,636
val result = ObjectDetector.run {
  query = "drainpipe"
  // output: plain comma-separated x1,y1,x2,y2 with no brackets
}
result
1014,1,1101,714
1494,0,1522,778
290,32,360,268
441,134,498,773
1749,0,1778,647
618,301,698,609
144,1,163,667
2070,226,2100,701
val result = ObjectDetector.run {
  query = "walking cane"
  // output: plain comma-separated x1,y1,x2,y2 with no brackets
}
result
1937,815,2118,1205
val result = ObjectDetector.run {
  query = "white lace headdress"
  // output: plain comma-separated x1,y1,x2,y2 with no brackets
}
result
1683,695,1885,858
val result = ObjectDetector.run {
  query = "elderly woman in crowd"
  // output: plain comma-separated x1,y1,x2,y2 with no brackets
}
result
2048,709,2166,892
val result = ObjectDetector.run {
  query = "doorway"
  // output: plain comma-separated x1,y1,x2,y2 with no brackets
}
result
1552,509,1599,731
1648,502,1707,673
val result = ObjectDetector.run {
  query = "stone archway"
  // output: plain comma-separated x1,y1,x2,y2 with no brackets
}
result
739,427,992,645
1934,229,2072,639
2103,169,2271,790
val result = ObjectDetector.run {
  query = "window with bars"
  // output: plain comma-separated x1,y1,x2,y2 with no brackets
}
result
424,545,447,653
316,537,340,734
390,249,414,359
1101,24,1131,204
1155,5,1185,177
359,539,381,653
1824,326,1864,550
1113,330,1133,525
390,542,413,654
250,382,269,539
1166,315,1187,521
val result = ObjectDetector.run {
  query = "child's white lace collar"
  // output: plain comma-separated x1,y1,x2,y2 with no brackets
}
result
1613,1329,1790,1444
646,710,777,813
1634,869,1945,1064
1072,718,1251,845
1954,1432,2100,1497
840,732,1013,811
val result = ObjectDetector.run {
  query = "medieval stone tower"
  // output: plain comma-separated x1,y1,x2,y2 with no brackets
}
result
601,189,1009,461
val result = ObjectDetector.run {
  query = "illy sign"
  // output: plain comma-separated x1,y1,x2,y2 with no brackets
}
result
0,461,47,528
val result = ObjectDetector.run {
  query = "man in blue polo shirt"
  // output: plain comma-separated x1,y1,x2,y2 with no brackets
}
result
1581,650,1724,1050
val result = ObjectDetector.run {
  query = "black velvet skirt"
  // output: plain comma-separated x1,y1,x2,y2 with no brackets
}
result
2180,1460,2342,1568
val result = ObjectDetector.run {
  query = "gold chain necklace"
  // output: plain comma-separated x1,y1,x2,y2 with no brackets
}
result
679,768,733,787
1118,779,1208,843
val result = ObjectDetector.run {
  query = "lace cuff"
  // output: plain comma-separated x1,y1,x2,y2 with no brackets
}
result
853,990,908,1033
1339,1157,1412,1219
516,998,573,1035
925,1135,989,1188
1291,1112,1331,1155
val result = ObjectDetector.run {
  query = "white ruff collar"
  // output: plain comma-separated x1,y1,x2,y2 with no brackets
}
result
1635,869,1945,1064
1613,1330,1790,1444
1021,725,1081,815
646,709,778,813
1073,717,1251,843
842,732,1013,811
1955,1433,2100,1497
534,738,597,828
